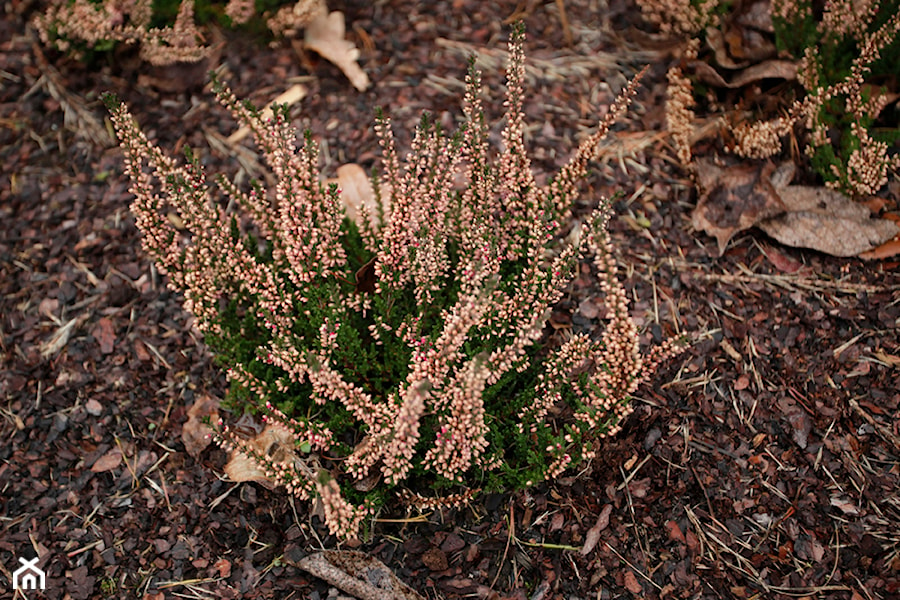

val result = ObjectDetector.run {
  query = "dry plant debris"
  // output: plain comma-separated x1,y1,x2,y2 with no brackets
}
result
303,10,371,92
693,160,899,256
1,2,899,599
291,551,425,600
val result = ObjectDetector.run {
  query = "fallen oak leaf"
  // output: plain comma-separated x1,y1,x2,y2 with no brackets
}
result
223,424,323,490
304,11,371,92
757,186,899,257
224,424,298,489
692,160,899,256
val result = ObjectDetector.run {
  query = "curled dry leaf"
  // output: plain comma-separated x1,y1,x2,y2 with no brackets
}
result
692,159,899,256
691,160,785,254
690,59,796,89
304,11,371,92
729,60,797,88
223,424,298,489
182,394,220,458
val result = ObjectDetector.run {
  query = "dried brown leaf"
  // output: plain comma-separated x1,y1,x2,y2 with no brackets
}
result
692,160,785,254
666,520,685,543
305,11,370,91
859,237,900,260
689,58,795,88
580,504,613,555
330,163,377,228
91,449,123,473
689,61,729,88
758,186,899,257
182,394,219,459
227,84,307,145
223,424,298,488
693,161,899,256
624,570,643,594
760,244,803,273
729,60,797,88
213,558,231,579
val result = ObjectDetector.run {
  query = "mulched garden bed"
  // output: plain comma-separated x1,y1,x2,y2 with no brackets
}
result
2,1,898,598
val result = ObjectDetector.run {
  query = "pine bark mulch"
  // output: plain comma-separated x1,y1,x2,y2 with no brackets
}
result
2,1,899,599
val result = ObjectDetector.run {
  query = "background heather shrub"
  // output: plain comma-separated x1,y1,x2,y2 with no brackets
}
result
34,0,322,66
648,0,900,197
105,26,683,539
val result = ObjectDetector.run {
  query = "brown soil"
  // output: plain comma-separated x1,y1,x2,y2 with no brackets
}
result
2,1,899,599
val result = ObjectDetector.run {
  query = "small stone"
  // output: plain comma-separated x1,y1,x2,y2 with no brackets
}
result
85,399,103,416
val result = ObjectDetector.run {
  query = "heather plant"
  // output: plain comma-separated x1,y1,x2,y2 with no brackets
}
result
650,0,900,197
105,26,683,539
737,0,900,196
33,0,322,66
637,0,729,36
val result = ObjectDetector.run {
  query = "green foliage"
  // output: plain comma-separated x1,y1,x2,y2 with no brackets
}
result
99,577,117,597
771,0,900,194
